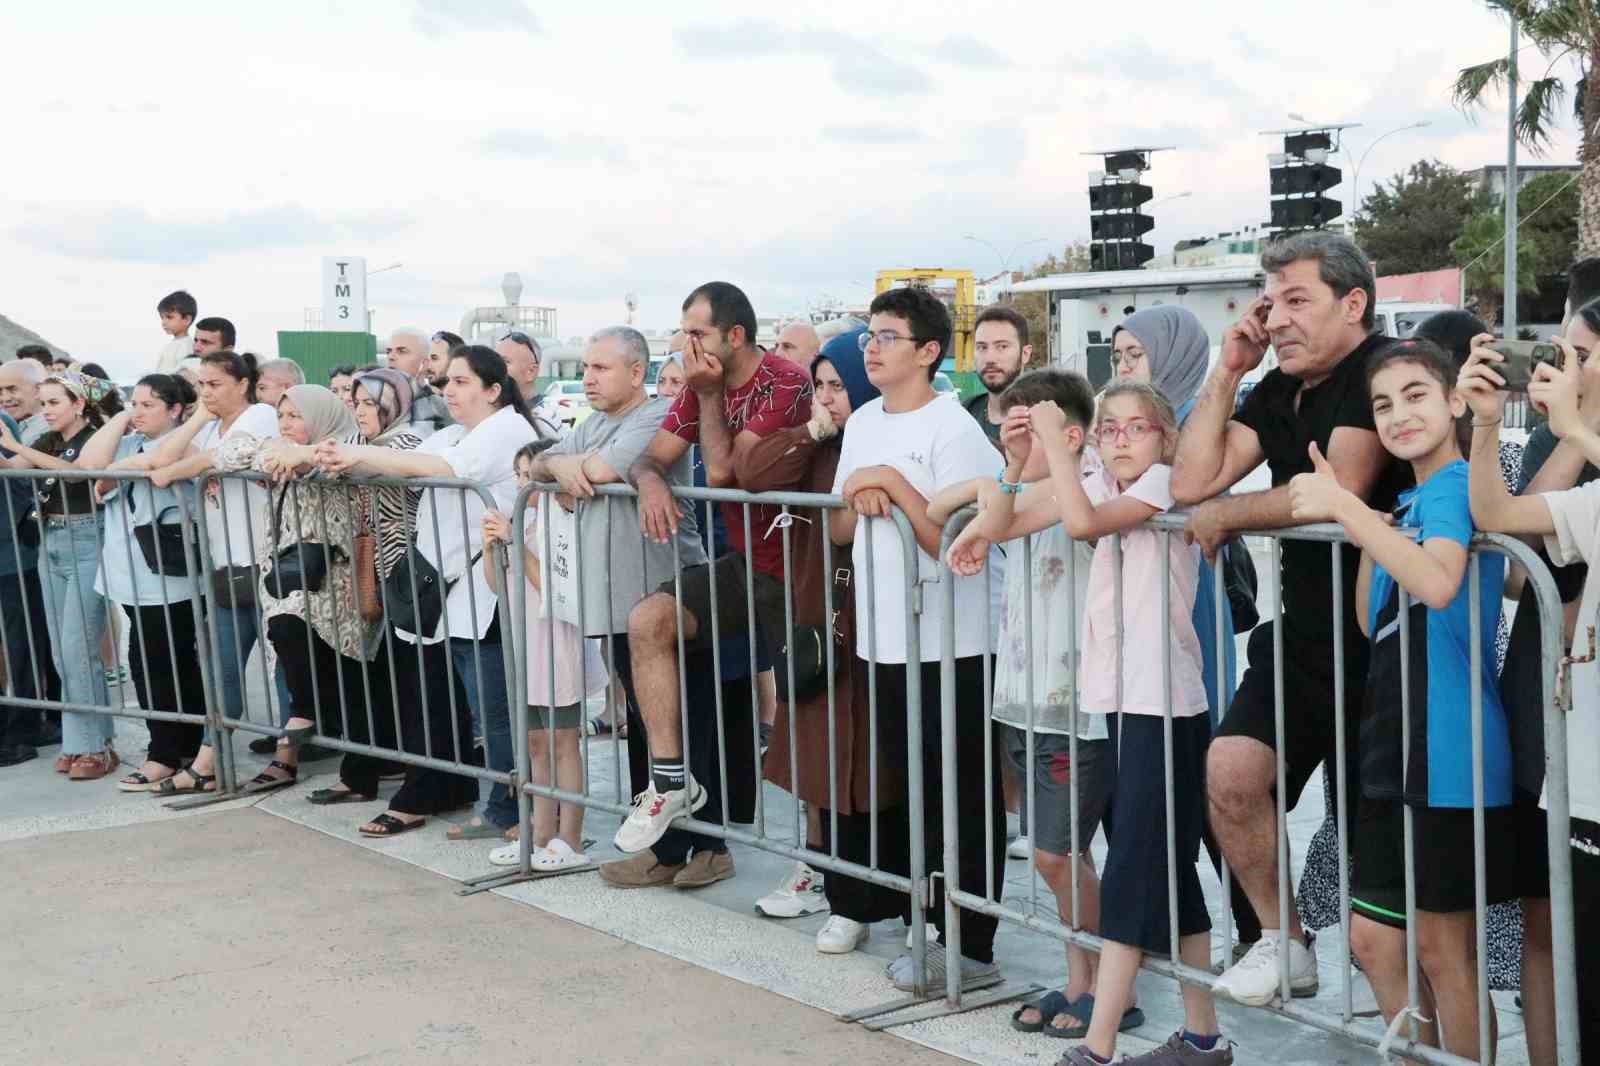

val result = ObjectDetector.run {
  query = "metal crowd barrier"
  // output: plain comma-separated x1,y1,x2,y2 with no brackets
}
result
0,468,220,752
933,508,1581,1066
504,479,947,1006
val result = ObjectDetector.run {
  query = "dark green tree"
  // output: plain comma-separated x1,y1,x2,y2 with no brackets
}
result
1353,160,1493,274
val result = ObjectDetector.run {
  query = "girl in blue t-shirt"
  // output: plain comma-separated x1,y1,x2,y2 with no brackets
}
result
1289,338,1512,1064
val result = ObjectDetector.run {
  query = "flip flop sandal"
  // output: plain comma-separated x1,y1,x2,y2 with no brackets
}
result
1012,989,1073,1033
1040,993,1096,1039
307,787,375,805
155,767,216,795
360,813,425,837
446,820,506,841
241,760,298,794
1118,1006,1146,1033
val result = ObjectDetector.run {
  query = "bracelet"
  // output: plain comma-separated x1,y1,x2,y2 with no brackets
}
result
995,470,1023,496
1471,418,1503,428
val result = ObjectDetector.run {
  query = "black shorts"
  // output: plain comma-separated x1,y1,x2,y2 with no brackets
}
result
657,552,786,654
1512,788,1551,900
1349,794,1516,927
1214,622,1364,810
1572,821,1600,1057
1098,713,1213,956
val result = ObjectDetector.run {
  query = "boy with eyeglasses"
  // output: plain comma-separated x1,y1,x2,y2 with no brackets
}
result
830,285,1007,990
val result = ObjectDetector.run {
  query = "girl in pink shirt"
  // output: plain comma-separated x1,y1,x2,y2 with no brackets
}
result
1032,382,1228,1066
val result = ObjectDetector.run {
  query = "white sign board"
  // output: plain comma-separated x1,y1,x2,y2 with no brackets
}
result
321,256,368,332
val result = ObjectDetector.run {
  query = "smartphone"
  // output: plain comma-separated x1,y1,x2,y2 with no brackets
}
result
1491,340,1561,391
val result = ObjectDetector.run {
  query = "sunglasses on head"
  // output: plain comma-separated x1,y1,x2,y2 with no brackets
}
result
500,330,540,353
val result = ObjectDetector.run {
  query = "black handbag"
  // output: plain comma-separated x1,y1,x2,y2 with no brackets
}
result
382,546,481,636
1223,536,1260,634
773,623,834,704
263,486,342,598
210,565,258,608
133,505,198,577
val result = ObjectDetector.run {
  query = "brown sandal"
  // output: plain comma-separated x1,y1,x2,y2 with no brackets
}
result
68,750,120,782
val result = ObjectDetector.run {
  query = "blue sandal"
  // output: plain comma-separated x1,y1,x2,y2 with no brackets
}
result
1012,990,1076,1034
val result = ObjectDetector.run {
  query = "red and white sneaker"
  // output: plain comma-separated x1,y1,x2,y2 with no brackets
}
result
755,861,828,918
613,776,706,853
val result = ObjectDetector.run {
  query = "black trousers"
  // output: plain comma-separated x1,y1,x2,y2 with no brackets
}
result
267,615,393,795
122,601,207,769
609,634,759,865
0,570,60,746
818,806,915,924
385,630,480,815
872,656,1006,964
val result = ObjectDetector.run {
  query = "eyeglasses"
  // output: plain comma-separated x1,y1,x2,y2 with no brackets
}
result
857,330,921,353
1095,418,1157,445
1112,349,1146,368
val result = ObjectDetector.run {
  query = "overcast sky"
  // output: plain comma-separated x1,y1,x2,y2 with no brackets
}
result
2,0,1582,379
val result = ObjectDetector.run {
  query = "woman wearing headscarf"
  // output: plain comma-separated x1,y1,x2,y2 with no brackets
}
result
748,328,907,949
1111,306,1236,717
239,384,378,792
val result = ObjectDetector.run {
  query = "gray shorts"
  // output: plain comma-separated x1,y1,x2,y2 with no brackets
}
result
1001,726,1113,857
530,701,584,731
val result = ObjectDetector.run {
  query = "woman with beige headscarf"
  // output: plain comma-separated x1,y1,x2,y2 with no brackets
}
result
240,384,377,791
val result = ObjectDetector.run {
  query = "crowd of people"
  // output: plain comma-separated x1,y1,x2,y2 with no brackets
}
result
0,237,1596,1065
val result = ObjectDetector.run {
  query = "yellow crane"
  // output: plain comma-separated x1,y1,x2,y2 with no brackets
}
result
874,268,977,372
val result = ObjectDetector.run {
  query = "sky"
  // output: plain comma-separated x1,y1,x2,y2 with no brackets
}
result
1,0,1584,380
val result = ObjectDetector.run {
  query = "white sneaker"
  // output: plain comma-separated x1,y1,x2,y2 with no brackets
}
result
1212,932,1319,1006
905,922,939,949
755,861,828,918
613,775,707,853
816,915,869,954
1007,835,1031,860
532,837,590,872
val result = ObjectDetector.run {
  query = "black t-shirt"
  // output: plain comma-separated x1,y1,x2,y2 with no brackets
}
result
34,425,97,517
964,391,1004,450
1500,424,1599,794
1232,333,1412,648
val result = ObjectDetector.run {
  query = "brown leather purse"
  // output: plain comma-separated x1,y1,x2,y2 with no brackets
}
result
353,516,382,622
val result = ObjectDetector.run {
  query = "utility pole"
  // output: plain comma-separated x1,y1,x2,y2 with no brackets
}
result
1504,15,1519,336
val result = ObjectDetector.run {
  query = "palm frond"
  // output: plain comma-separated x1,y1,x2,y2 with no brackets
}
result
1454,57,1513,109
1518,76,1569,151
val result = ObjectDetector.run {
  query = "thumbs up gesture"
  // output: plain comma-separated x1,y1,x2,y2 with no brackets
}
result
1288,442,1351,524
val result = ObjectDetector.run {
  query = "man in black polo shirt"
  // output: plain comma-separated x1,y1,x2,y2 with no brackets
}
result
963,305,1032,450
1172,232,1409,1006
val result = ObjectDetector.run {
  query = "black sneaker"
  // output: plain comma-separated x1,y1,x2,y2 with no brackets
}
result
0,743,39,767
249,735,278,755
35,722,62,747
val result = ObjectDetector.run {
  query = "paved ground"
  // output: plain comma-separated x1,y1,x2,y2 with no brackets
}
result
1,808,962,1066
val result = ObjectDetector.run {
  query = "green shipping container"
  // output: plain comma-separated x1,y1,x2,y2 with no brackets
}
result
275,331,378,387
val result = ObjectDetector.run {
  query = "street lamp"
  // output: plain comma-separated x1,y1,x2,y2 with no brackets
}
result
963,234,1050,276
1351,121,1432,219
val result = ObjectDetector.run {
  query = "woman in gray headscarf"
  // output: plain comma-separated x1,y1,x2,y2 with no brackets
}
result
1111,305,1209,421
244,384,378,792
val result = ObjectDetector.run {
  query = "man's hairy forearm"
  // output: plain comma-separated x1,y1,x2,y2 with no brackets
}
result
697,392,735,483
1172,365,1244,494
1200,485,1297,533
627,452,668,490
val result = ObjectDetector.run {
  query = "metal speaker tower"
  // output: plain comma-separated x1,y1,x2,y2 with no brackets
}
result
1083,146,1171,271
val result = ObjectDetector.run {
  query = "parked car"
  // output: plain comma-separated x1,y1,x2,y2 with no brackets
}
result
543,380,591,425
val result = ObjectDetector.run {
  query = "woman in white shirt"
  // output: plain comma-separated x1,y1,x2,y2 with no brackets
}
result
146,352,280,794
70,374,206,791
317,345,536,837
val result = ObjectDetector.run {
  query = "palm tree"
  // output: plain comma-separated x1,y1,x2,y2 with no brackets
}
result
1453,0,1600,253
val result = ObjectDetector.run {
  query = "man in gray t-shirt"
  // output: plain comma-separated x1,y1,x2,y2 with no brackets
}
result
531,338,705,638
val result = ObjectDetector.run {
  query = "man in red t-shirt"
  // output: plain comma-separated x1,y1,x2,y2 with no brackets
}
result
615,281,813,858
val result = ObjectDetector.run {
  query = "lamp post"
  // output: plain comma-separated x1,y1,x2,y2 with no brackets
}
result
1351,122,1432,220
963,234,1050,276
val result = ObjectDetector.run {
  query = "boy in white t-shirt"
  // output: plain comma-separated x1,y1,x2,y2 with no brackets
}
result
1460,337,1600,1057
830,286,1004,989
939,368,1129,1037
154,290,196,373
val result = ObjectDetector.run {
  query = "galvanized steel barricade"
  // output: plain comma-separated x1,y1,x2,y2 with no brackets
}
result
934,509,1581,1066
0,467,221,763
183,470,523,861
505,478,947,1012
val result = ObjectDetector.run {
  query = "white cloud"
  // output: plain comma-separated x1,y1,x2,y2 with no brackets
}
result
12,206,415,264
412,0,539,35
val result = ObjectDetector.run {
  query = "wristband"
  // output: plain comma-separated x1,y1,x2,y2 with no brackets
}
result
996,470,1023,496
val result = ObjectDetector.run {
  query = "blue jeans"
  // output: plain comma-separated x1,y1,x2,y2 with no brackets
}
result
207,603,259,748
40,517,112,755
449,638,515,829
